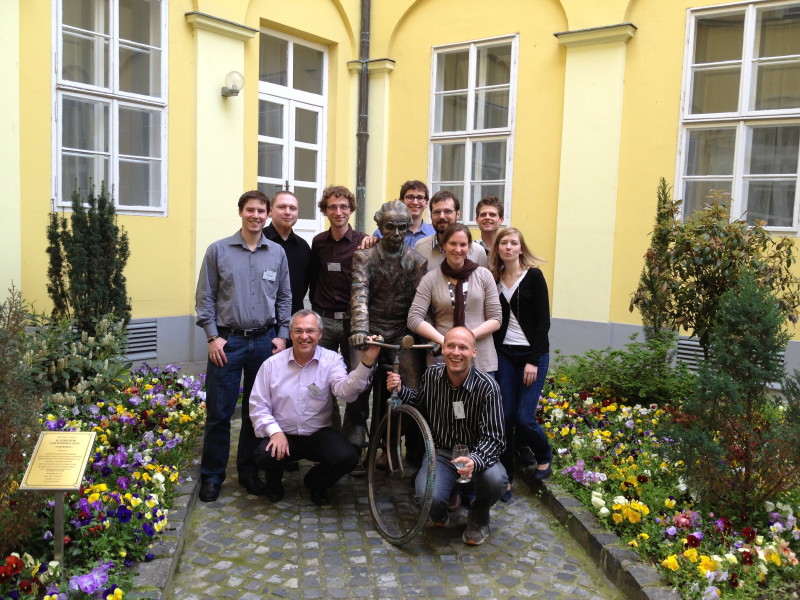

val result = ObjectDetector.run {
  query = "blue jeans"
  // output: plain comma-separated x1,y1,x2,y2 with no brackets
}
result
200,330,275,484
496,347,552,481
416,449,507,526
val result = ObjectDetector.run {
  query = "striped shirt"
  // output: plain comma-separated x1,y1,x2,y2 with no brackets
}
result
398,364,505,471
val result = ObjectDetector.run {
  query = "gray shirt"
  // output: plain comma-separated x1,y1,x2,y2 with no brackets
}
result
414,233,489,271
196,230,292,340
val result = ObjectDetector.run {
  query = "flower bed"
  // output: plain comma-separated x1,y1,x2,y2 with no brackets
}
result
0,364,205,600
543,375,800,600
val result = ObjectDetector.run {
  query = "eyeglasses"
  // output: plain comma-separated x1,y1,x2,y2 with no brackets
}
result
290,327,320,335
403,194,427,203
431,208,456,217
326,203,351,213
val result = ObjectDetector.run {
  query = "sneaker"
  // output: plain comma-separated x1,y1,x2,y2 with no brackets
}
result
462,521,490,545
428,513,449,527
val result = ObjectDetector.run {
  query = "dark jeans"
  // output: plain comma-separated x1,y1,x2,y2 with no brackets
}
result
416,449,507,526
254,428,358,491
496,347,552,482
200,329,275,484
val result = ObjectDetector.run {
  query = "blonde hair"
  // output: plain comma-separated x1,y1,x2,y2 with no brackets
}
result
489,227,546,281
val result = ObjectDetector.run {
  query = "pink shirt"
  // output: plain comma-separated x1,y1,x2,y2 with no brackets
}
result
249,345,374,438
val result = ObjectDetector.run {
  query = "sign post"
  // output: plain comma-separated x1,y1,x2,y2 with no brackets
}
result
19,431,96,568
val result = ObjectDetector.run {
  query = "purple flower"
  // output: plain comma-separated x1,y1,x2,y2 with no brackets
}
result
68,561,114,594
88,404,101,416
164,364,180,373
43,530,54,541
111,449,129,467
144,553,156,562
117,476,130,490
142,522,156,537
664,526,677,541
128,395,143,406
117,506,132,523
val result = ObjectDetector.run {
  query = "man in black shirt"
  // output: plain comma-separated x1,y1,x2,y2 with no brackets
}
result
264,191,311,316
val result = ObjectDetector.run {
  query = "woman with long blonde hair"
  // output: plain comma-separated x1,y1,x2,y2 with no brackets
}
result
490,228,552,502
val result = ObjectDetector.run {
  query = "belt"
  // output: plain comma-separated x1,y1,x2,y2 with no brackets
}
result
218,326,272,337
313,307,350,320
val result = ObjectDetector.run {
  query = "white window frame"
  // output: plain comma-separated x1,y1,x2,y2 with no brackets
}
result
429,35,518,225
53,0,168,215
257,29,328,241
677,1,800,233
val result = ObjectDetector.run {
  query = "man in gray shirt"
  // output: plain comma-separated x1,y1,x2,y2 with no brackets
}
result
196,190,292,502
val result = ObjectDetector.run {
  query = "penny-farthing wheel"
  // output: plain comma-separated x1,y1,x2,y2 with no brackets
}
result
364,337,437,545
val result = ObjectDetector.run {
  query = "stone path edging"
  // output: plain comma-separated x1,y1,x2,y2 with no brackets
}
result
523,472,682,600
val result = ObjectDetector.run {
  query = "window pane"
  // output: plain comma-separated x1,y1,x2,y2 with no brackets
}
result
476,44,511,87
62,153,109,202
119,106,160,157
62,31,109,87
686,129,736,176
260,34,288,86
295,108,318,144
471,183,504,207
259,101,283,138
119,44,160,96
438,51,469,92
258,142,283,178
682,180,732,216
431,184,464,208
258,182,284,200
294,186,318,220
758,6,800,58
62,96,109,152
119,0,160,47
474,89,509,129
434,93,467,132
293,45,323,94
433,143,465,181
694,14,744,63
748,126,800,174
63,0,109,33
294,148,317,181
118,159,160,206
691,68,740,113
744,180,796,227
472,140,506,180
755,62,800,110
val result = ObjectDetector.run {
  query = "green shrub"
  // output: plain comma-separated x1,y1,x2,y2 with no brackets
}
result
553,331,696,405
664,270,800,515
0,288,46,556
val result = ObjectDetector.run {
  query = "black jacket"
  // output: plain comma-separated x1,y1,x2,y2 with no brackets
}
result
493,268,550,365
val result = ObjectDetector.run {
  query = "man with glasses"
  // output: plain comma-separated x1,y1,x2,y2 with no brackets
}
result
414,190,488,271
196,190,292,502
309,185,367,430
372,180,435,248
250,310,381,505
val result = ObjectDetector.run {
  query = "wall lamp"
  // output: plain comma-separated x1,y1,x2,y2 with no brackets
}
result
221,71,244,97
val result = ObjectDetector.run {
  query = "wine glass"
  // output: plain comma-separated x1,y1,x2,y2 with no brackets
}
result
451,444,471,483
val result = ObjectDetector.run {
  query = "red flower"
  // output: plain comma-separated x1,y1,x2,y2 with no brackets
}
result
686,534,702,548
6,555,24,575
729,573,739,588
637,475,649,484
0,565,13,583
741,526,757,543
741,550,754,565
18,579,33,593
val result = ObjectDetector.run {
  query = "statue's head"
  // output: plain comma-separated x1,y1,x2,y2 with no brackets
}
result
374,200,411,253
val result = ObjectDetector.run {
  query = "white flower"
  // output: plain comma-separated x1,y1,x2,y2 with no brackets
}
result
765,500,776,512
591,496,606,509
613,496,628,506
598,507,610,517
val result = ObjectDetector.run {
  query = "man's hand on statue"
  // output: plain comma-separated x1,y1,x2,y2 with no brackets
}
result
362,336,382,366
266,432,289,460
386,371,402,393
358,236,378,250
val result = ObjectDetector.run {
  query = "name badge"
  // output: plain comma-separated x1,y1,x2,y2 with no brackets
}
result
264,270,277,282
327,262,342,272
308,383,323,396
453,401,466,419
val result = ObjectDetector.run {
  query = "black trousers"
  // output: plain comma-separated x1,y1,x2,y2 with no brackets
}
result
254,427,358,491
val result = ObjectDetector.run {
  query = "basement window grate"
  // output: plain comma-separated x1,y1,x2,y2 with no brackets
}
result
125,319,157,360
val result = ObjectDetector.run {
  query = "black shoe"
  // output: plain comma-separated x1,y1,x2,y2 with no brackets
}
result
266,479,284,502
309,487,331,506
199,481,221,502
533,465,553,481
238,473,267,496
282,460,300,472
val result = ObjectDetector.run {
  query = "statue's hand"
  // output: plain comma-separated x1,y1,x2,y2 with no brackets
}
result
389,393,402,410
349,331,368,350
431,342,442,357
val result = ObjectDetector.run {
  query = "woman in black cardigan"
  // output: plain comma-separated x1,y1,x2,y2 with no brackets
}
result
490,228,553,501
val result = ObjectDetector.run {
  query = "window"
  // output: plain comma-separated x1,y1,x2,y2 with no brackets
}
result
257,31,327,234
55,0,167,212
429,36,517,223
679,2,800,230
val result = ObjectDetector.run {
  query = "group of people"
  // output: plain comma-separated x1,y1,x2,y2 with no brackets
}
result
194,181,552,546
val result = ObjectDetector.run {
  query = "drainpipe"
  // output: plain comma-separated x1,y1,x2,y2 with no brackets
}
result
355,0,370,233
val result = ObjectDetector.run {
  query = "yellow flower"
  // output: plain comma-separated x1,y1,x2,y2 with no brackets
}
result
683,548,699,563
698,555,717,575
106,588,124,600
612,513,623,524
766,550,782,566
661,555,679,571
638,533,649,540
664,498,676,509
88,493,101,503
